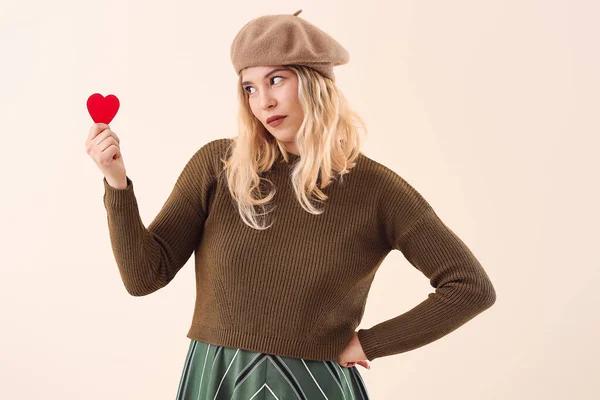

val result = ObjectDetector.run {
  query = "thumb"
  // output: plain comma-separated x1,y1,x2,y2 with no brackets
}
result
357,360,371,370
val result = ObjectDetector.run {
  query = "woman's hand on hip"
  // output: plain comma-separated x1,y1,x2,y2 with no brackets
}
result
337,331,371,369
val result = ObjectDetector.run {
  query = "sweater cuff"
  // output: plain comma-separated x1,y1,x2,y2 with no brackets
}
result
103,176,135,206
357,328,383,362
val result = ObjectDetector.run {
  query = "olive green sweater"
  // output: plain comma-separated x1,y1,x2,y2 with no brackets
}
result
103,138,496,362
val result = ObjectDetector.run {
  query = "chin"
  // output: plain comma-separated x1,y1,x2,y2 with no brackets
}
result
268,130,290,140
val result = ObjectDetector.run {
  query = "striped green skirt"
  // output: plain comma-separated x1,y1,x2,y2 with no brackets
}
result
176,339,371,399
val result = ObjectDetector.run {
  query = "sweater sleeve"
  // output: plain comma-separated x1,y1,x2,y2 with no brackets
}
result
357,169,497,362
102,142,218,296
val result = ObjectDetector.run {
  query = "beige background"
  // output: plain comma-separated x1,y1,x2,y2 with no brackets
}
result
2,0,598,398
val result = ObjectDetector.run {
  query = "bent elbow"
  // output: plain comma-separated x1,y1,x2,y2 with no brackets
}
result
476,280,497,310
124,280,166,297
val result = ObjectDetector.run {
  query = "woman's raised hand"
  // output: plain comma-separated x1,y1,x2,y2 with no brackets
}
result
85,122,127,189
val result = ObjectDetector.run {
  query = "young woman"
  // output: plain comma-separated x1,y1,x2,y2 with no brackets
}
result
89,9,496,399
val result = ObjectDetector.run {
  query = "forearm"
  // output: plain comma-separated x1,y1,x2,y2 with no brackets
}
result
103,176,204,296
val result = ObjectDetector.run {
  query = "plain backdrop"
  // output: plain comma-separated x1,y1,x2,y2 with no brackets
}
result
2,0,598,399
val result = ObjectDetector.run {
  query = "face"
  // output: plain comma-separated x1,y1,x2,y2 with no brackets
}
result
241,65,303,154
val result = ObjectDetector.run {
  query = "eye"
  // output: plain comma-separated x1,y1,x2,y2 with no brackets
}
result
244,76,284,95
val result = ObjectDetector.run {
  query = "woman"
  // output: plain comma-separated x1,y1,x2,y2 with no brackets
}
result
92,9,496,399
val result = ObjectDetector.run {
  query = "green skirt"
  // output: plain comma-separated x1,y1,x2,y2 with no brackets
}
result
176,339,371,399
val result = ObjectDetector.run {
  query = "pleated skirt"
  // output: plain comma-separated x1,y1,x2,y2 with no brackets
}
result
176,339,371,400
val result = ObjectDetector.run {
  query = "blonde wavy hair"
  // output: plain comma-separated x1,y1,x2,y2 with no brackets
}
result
221,64,368,230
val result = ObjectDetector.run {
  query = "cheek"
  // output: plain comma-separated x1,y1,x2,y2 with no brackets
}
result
248,103,259,118
292,101,303,119
288,90,301,111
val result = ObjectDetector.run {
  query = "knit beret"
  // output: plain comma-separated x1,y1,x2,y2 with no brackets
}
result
230,9,350,82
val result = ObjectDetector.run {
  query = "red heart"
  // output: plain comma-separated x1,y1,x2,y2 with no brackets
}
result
87,93,120,124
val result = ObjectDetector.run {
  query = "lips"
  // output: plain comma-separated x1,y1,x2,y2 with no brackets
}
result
267,115,287,127
267,115,286,123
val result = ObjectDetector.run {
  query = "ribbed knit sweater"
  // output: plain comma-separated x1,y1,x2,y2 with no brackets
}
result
103,138,496,362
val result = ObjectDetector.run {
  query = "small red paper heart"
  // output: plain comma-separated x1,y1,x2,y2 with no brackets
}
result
87,93,120,124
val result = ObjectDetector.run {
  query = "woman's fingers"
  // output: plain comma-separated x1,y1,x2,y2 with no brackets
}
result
338,360,372,369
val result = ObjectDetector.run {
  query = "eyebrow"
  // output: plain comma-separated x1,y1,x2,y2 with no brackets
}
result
241,68,289,86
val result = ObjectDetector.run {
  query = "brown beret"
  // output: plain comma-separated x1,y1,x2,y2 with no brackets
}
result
230,9,350,82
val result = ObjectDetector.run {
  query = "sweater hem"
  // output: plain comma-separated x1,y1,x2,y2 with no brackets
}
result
186,323,351,362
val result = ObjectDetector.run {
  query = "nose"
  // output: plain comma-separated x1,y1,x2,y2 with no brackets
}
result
259,90,276,111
